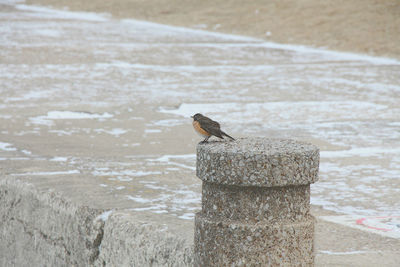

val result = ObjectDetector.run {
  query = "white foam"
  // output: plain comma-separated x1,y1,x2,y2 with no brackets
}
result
15,4,110,22
178,213,195,220
21,149,32,155
46,111,113,119
48,130,73,136
144,129,162,133
149,154,196,171
318,250,369,255
159,101,389,123
322,147,400,158
0,142,17,151
115,186,125,190
12,170,80,176
127,195,153,203
120,19,259,42
258,42,400,65
92,169,161,177
115,176,133,182
14,2,399,66
0,157,29,161
0,0,24,6
150,119,183,127
130,204,168,212
320,147,400,158
5,90,50,102
49,156,68,162
0,115,12,119
30,111,113,126
95,128,128,137
122,143,140,147
126,183,201,220
120,18,400,65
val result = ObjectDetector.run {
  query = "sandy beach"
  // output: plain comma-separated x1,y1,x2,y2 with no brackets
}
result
26,0,400,59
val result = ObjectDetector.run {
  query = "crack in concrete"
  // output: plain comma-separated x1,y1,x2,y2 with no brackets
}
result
89,220,105,265
1,182,107,266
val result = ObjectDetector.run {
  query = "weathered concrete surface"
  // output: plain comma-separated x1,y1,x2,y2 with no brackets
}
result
1,1,400,266
0,173,194,266
195,138,318,266
195,215,314,266
201,183,311,224
196,138,319,186
0,177,104,266
97,211,193,266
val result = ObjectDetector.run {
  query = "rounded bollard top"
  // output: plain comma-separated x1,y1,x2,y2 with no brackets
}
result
196,137,319,187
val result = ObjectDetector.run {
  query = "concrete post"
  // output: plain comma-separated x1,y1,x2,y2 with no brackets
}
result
194,137,319,266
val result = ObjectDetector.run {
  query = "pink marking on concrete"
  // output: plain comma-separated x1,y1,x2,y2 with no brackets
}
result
356,216,400,232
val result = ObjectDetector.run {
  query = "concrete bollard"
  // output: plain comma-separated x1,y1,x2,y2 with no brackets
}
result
194,137,319,266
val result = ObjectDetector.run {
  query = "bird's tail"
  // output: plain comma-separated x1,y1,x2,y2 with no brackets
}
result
221,131,235,141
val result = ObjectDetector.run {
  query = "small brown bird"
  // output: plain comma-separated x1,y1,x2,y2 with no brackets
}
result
191,113,235,143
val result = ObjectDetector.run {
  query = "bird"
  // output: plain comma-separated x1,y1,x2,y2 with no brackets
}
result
191,113,235,143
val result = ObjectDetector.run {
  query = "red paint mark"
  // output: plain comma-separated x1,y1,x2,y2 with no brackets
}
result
356,216,400,232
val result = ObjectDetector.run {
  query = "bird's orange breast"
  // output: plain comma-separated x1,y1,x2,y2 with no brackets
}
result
193,121,211,136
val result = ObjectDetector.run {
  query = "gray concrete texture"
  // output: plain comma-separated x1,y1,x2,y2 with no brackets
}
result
196,138,319,186
0,176,194,266
1,1,400,266
0,177,104,266
195,138,318,266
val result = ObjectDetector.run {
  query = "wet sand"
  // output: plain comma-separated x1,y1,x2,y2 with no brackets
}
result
26,0,400,59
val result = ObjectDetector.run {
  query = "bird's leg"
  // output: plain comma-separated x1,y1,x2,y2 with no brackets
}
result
200,136,210,144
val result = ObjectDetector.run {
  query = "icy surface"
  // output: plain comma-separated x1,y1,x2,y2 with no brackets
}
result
0,1,399,220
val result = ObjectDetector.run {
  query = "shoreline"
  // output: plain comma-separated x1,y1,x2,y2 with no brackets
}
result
25,0,400,60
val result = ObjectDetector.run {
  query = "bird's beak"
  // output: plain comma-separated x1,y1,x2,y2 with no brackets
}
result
190,116,193,118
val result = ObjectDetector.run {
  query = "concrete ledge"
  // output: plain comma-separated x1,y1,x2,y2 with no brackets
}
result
0,177,193,266
196,138,319,187
0,177,104,266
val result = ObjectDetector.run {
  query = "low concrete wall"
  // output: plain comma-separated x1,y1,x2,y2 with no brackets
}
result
0,177,193,266
0,177,104,266
1,138,318,266
97,211,192,266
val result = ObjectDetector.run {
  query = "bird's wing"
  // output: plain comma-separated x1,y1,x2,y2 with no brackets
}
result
198,117,223,138
200,116,220,128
